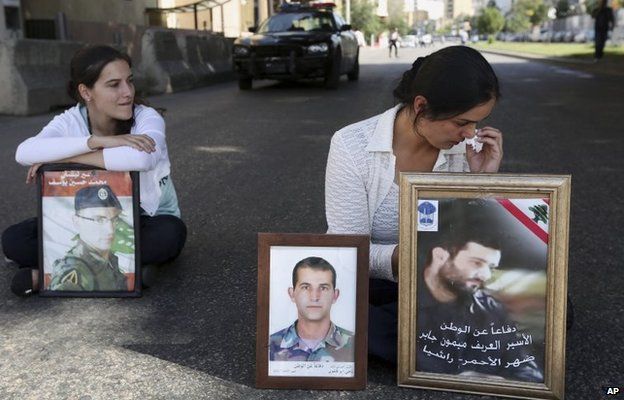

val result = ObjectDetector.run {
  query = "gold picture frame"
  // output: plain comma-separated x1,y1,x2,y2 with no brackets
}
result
398,173,570,400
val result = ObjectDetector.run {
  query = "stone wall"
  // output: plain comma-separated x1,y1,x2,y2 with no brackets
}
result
551,10,624,43
0,28,234,115
0,38,81,115
138,28,233,95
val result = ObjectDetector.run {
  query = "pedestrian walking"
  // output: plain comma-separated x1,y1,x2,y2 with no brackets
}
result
354,27,366,47
389,28,400,58
593,0,615,61
2,45,187,296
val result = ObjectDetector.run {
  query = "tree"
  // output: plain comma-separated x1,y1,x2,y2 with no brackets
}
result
555,0,570,18
504,11,531,33
350,0,383,40
476,7,505,38
505,0,548,32
384,16,410,34
384,0,410,34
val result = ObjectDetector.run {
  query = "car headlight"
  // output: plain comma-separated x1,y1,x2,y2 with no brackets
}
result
307,43,328,54
234,46,250,56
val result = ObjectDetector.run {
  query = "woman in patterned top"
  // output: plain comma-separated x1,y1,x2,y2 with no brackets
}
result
324,46,504,362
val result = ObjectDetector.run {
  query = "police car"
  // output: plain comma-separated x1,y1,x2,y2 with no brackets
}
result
232,2,359,90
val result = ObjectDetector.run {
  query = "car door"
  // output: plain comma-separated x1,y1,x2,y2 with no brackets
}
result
333,14,356,72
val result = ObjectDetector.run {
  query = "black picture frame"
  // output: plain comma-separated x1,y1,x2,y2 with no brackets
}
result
37,163,141,297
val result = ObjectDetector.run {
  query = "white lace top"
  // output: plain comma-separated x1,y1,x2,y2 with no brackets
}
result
325,105,470,281
371,183,399,246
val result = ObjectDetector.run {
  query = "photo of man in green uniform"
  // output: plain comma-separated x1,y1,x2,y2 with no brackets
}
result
49,185,128,291
269,257,354,362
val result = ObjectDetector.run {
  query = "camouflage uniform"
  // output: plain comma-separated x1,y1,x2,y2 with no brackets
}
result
269,321,354,362
49,238,127,291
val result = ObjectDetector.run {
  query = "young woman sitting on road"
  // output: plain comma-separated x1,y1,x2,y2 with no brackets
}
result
2,45,187,296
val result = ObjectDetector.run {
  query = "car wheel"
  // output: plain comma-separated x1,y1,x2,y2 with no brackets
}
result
347,52,359,81
324,50,341,89
239,76,252,90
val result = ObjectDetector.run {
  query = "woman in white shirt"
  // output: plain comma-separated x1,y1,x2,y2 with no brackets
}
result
2,45,186,296
325,46,503,362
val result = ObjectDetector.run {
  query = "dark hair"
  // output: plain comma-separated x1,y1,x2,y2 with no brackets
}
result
440,227,502,260
393,46,501,121
292,257,337,288
67,45,149,134
423,199,505,267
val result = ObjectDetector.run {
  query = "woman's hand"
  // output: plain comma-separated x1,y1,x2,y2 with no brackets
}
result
392,245,400,278
88,134,156,153
26,163,42,184
466,127,503,173
25,151,106,184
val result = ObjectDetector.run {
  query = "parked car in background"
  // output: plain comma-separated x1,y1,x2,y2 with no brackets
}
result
232,2,359,90
420,33,433,46
401,34,417,47
539,29,554,42
573,29,595,43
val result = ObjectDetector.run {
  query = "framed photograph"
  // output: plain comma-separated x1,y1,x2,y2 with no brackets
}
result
38,164,141,297
398,173,570,400
256,233,369,390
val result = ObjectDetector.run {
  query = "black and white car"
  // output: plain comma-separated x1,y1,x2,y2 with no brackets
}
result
232,3,359,90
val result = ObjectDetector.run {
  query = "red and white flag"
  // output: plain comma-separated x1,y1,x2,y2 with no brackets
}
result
496,199,549,244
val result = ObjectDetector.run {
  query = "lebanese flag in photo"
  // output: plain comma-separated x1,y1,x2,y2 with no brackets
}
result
496,198,550,245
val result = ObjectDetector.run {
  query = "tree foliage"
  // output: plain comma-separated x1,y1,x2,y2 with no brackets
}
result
384,0,410,34
505,0,548,32
350,0,382,39
555,0,570,18
504,12,531,33
476,7,505,36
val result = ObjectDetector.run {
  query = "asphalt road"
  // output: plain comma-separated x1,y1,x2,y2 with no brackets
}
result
0,46,622,400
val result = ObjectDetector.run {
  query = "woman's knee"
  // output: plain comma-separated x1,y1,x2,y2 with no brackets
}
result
2,218,38,264
157,215,187,250
140,215,187,264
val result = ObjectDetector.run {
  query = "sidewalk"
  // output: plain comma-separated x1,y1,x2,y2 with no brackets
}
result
475,46,624,77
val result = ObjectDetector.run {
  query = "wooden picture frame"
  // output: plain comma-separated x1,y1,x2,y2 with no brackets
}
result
398,173,571,400
256,233,369,390
38,163,141,297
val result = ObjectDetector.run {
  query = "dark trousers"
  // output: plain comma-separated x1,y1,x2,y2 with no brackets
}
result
2,215,187,269
388,40,398,57
595,29,608,59
369,279,399,363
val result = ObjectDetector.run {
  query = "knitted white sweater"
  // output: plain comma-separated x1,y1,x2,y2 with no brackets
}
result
325,105,470,281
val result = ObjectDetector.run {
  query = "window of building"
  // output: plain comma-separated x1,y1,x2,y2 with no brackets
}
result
4,6,21,30
25,19,56,39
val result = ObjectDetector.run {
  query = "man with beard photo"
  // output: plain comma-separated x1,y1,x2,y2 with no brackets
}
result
416,216,543,382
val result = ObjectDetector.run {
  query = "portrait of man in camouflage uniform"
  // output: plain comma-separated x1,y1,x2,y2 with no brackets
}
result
269,257,354,362
49,185,128,291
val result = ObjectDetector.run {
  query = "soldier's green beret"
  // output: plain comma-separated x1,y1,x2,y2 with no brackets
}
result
74,185,122,211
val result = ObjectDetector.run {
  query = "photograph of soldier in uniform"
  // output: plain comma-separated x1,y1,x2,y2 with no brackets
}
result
49,185,128,291
269,257,354,362
415,198,546,382
40,169,137,294
267,246,357,378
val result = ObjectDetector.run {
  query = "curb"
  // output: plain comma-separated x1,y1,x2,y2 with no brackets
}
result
475,47,624,77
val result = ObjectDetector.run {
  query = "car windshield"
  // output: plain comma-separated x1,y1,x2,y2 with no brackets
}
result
257,12,335,33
